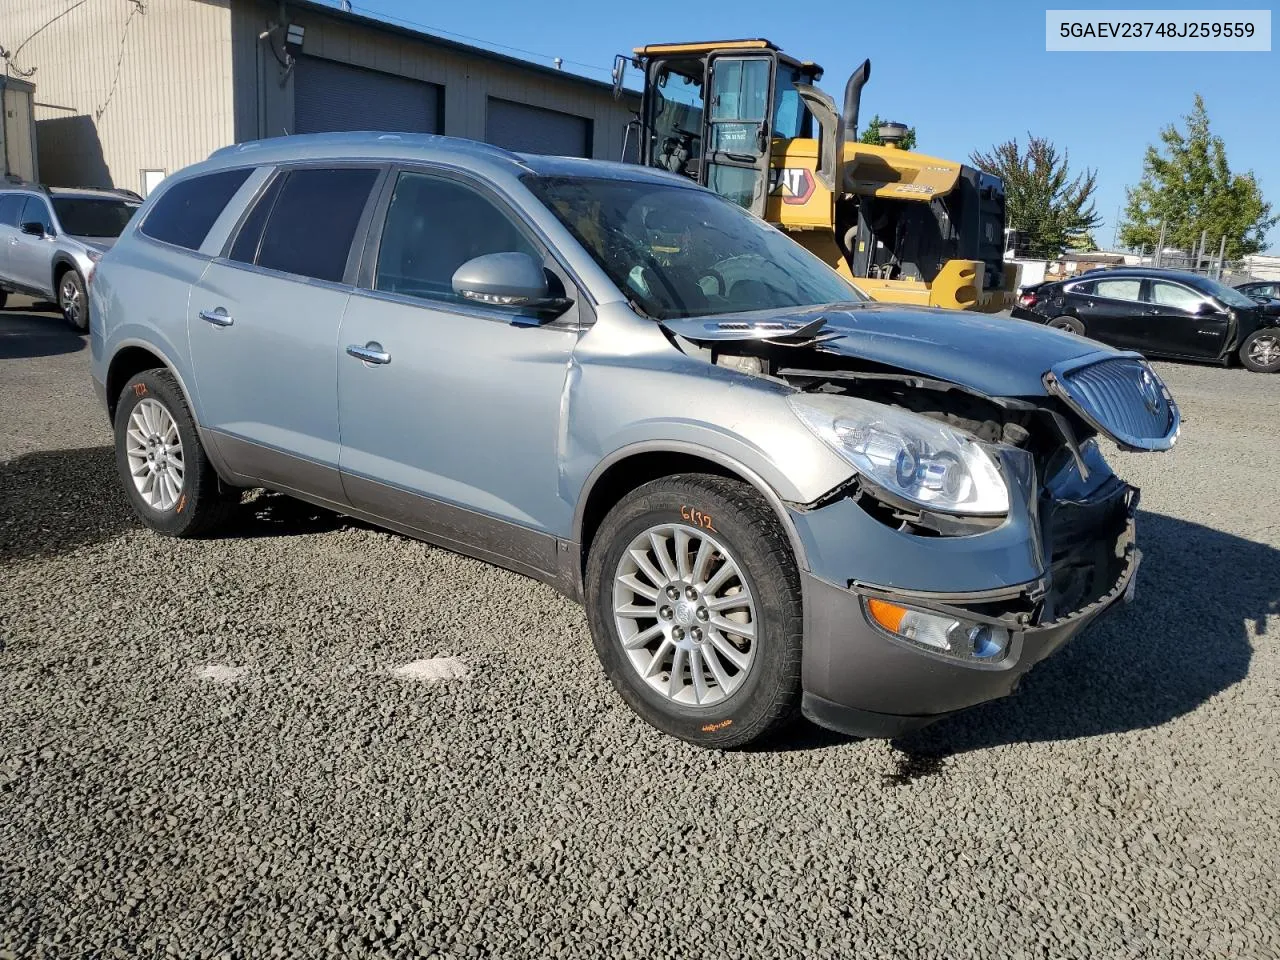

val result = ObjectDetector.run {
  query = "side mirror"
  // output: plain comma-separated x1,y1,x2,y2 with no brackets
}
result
451,252,571,319
20,221,47,237
1194,301,1218,316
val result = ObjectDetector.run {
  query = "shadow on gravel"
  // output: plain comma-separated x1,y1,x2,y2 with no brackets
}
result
0,307,84,360
220,490,345,538
0,445,136,564
895,510,1275,758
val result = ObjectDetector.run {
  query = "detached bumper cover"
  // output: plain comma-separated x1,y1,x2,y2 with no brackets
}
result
798,510,1140,740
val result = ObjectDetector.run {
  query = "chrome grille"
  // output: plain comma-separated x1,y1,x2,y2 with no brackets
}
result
1047,354,1180,451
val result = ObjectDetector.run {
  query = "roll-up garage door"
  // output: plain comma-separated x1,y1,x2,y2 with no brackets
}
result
485,98,592,157
294,56,442,135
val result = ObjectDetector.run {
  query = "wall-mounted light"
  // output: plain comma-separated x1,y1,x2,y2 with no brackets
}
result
285,23,305,49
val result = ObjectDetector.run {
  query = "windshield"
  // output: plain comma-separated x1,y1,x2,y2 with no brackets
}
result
526,175,864,320
1197,276,1259,309
52,197,139,238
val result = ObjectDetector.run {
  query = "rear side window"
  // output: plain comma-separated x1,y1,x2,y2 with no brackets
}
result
254,168,378,283
228,175,285,265
140,168,252,250
1094,278,1141,302
0,194,25,226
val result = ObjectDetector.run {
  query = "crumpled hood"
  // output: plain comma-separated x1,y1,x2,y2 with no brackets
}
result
661,302,1109,398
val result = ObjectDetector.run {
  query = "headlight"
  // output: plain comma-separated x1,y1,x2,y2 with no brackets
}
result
86,249,103,263
788,394,1009,515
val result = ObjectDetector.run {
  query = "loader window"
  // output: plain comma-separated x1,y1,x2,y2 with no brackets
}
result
645,59,704,179
771,66,813,140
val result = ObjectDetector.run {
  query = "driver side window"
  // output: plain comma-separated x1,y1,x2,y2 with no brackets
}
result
1145,281,1204,312
374,171,539,306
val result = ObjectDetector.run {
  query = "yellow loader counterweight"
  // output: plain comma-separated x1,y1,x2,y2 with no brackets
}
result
619,39,1016,312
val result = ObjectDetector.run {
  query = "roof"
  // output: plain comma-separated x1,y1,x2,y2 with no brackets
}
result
1066,267,1221,286
282,0,634,99
203,131,696,189
631,38,822,75
48,186,140,201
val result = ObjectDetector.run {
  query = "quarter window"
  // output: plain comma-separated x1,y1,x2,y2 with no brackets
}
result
1146,281,1203,311
373,171,539,304
228,175,285,265
140,168,252,250
254,168,379,283
1094,278,1141,302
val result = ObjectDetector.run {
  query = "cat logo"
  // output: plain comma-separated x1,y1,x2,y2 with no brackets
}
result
768,167,814,205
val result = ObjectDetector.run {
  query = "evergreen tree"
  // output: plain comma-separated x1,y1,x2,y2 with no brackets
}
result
1119,95,1275,258
970,136,1101,258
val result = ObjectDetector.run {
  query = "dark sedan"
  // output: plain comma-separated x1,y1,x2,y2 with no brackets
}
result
1236,279,1280,301
1013,268,1280,373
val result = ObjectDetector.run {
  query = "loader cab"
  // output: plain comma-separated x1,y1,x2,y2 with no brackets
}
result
631,40,820,217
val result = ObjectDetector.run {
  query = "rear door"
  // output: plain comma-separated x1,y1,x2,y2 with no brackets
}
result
1071,276,1144,348
1140,278,1228,359
701,54,774,216
8,195,56,296
188,164,384,503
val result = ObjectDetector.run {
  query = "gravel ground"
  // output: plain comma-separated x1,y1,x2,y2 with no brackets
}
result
2,297,1277,959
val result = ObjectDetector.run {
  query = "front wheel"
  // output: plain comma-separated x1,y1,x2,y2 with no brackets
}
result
585,474,803,749
1048,315,1086,336
1240,329,1280,373
58,269,88,333
114,368,238,537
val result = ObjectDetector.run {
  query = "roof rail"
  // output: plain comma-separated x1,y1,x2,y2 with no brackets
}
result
0,174,49,193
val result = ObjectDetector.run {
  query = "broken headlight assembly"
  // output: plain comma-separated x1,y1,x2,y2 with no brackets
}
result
788,394,1010,516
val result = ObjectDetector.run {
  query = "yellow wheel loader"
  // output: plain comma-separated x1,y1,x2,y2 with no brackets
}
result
616,39,1016,312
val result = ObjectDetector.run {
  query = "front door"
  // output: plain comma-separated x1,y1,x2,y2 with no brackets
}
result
187,165,382,503
1140,279,1229,359
337,168,577,579
9,196,57,296
1074,276,1145,349
701,54,775,216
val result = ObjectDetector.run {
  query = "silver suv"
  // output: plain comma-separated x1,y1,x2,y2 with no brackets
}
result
90,133,1178,748
0,183,140,330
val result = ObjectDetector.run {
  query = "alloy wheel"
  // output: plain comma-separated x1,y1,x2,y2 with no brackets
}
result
1249,334,1279,368
60,275,82,327
125,398,185,510
612,523,757,707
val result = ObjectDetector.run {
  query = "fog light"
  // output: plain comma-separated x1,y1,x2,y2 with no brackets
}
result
864,598,1010,663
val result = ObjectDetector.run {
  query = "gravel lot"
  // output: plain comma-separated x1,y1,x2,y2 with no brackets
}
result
2,296,1277,959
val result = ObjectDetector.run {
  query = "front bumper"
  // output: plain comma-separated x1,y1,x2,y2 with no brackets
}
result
793,479,1140,739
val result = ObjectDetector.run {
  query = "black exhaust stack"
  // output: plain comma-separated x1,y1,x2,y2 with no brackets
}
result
839,59,871,147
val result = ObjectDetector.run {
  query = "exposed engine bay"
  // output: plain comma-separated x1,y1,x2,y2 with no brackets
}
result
658,307,1165,624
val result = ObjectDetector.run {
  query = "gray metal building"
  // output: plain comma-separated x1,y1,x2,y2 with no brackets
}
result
2,0,638,195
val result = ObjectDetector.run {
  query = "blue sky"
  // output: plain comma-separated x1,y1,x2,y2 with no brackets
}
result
348,0,1278,252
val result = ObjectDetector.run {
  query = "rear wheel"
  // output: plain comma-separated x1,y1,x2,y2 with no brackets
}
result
58,269,88,332
1048,315,1085,336
113,368,238,537
585,474,802,749
1240,329,1280,373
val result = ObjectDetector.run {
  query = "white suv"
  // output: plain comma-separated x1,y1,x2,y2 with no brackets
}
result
0,183,140,330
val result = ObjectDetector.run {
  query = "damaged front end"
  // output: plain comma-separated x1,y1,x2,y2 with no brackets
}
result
659,305,1178,736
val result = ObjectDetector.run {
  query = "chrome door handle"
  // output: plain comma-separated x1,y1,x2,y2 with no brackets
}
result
199,308,234,327
347,342,391,365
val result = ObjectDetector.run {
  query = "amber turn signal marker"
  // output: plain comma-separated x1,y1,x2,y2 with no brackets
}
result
866,598,909,634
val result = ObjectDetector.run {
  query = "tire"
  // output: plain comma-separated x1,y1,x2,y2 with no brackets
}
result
1239,329,1280,373
113,368,238,537
585,474,803,749
1048,315,1085,336
58,268,88,333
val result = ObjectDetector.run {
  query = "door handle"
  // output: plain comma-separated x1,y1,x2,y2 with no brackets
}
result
347,342,391,365
199,308,234,327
